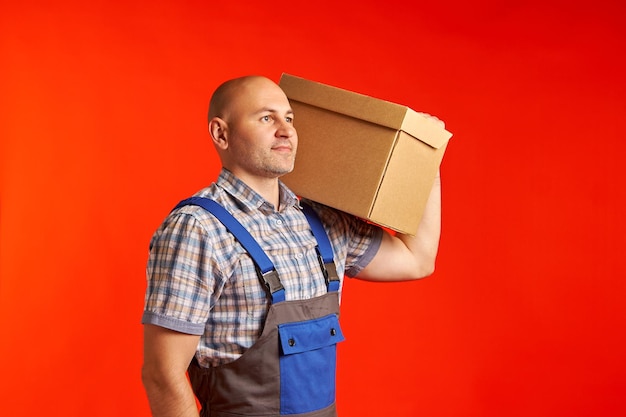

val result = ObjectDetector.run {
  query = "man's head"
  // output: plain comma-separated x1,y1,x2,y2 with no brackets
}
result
207,76,297,183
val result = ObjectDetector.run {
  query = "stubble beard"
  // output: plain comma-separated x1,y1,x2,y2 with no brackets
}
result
262,151,296,178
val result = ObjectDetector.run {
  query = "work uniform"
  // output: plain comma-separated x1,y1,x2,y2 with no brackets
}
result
180,198,344,416
143,170,382,416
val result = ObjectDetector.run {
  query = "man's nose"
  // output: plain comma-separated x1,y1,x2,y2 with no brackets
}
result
276,120,296,137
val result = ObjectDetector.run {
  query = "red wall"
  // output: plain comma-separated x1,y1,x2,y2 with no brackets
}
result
1,1,625,416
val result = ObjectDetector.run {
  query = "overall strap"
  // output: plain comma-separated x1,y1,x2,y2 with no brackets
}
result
172,197,286,304
301,203,340,293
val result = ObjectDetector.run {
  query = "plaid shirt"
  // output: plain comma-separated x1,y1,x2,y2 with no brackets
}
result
142,169,382,366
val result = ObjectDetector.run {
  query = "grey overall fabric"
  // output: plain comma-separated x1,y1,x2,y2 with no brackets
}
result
188,291,341,417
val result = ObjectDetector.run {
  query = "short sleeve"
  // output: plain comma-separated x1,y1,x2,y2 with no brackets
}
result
142,212,217,335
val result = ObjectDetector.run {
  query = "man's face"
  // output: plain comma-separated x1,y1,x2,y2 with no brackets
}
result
223,79,298,181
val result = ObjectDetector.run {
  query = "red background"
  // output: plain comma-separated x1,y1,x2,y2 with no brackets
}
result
1,1,625,416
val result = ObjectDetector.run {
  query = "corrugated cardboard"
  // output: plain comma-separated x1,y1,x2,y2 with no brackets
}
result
278,73,453,235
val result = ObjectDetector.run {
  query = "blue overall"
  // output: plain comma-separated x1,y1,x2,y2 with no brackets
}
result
173,197,345,417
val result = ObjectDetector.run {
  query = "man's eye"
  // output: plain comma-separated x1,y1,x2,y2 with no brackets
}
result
285,116,293,123
261,115,271,122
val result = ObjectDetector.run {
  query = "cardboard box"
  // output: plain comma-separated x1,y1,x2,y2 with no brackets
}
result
278,73,452,235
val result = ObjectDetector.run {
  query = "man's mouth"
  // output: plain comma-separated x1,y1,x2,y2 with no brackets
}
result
272,143,292,152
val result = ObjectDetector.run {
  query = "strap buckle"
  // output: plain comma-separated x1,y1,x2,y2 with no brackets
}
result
315,247,340,290
261,269,284,294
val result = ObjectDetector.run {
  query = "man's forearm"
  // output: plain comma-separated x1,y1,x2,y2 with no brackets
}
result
143,372,199,417
397,173,442,277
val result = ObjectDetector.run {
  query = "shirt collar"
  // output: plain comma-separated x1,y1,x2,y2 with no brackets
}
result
216,168,300,214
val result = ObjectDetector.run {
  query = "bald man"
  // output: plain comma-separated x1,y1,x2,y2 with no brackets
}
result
141,76,442,417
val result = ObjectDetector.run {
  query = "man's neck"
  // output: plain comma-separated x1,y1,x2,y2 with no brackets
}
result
230,170,281,210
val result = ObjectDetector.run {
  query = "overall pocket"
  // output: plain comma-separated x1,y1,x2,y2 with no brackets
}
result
277,314,345,415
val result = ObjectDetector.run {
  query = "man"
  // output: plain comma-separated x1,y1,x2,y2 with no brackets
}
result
141,75,442,417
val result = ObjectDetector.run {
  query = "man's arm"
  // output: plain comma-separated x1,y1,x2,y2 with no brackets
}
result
141,324,201,417
356,171,442,281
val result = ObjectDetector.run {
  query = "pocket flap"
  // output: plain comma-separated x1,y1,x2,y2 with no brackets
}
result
278,314,345,355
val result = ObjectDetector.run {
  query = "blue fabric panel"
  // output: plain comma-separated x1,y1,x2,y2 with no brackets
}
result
278,314,344,415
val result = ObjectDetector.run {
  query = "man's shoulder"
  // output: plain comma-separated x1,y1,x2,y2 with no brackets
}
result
301,199,350,225
162,184,229,229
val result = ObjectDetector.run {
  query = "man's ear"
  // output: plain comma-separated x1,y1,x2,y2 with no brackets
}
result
209,117,228,150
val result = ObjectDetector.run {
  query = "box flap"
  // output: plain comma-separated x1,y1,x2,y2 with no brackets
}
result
401,110,452,149
279,73,452,149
